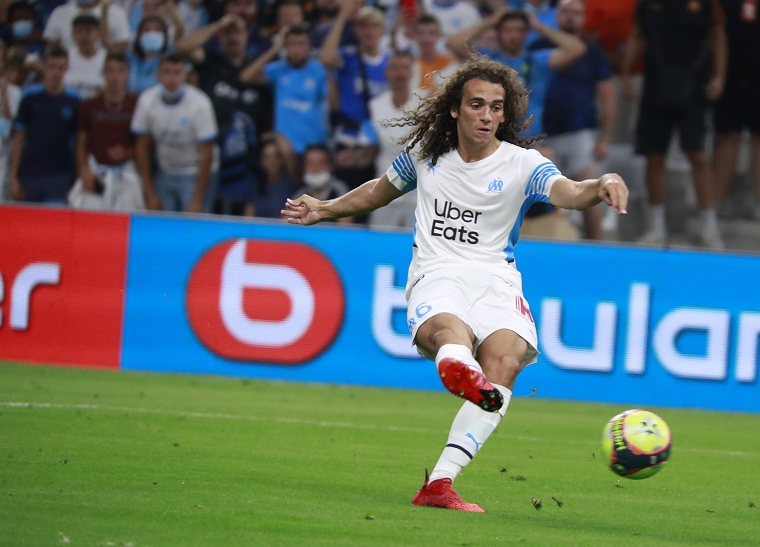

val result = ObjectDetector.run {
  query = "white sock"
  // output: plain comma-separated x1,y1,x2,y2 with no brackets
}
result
429,384,513,483
701,208,718,232
649,205,666,233
435,343,481,373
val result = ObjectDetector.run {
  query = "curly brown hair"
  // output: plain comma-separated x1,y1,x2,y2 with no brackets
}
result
391,56,538,165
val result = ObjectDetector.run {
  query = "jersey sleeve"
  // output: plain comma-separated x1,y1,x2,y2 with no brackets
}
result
522,149,562,204
385,150,417,192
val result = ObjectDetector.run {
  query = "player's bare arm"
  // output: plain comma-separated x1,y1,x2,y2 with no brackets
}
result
281,173,403,226
549,173,629,215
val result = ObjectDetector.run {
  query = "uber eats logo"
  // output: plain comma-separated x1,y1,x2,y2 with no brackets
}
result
431,199,481,244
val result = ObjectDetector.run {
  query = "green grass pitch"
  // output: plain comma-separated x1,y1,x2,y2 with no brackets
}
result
1,361,758,546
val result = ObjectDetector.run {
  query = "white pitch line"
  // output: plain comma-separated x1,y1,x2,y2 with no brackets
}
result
1,401,757,458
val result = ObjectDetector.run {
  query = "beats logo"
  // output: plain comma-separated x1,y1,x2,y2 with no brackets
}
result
186,239,345,364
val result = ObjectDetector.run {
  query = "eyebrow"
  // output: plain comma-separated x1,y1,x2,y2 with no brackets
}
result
469,97,505,104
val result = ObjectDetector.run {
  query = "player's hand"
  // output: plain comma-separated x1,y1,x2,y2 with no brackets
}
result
281,195,323,226
598,173,628,215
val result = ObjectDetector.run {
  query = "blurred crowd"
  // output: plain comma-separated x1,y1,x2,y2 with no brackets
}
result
0,0,758,248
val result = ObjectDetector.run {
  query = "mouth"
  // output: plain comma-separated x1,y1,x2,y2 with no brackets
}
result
477,127,491,136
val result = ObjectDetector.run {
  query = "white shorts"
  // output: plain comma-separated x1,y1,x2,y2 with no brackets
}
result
406,264,539,366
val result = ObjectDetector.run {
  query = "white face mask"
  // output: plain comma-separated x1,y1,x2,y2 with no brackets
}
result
303,171,331,188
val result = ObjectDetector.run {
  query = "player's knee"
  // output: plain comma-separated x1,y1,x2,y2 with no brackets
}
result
481,354,523,388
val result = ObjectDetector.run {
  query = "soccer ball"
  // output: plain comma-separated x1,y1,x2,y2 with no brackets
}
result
601,409,672,480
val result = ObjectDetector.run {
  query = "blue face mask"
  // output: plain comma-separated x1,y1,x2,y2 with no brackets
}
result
12,20,33,40
139,30,165,53
160,84,185,102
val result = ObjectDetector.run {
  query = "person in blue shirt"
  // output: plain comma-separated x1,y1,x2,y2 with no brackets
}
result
319,1,387,200
9,46,80,204
531,0,615,240
448,8,586,142
240,24,329,156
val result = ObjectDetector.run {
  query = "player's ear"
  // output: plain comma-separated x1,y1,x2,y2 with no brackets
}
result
450,106,459,119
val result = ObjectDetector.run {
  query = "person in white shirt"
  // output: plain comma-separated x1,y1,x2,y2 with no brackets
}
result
131,52,218,212
44,0,131,51
64,14,106,98
366,50,421,229
282,57,629,513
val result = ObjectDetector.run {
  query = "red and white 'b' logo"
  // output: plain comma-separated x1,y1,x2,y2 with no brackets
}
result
186,239,344,364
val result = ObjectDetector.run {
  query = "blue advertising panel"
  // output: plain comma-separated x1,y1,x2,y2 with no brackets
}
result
122,214,760,412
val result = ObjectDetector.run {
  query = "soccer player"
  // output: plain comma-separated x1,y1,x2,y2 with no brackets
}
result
281,57,629,512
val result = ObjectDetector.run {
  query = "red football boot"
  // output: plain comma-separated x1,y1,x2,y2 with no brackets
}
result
412,470,485,513
437,357,503,412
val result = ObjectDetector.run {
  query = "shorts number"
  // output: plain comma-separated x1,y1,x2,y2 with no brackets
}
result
415,302,432,318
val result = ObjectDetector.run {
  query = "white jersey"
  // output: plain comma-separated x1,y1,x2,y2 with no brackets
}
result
131,84,218,176
64,47,106,99
386,142,562,288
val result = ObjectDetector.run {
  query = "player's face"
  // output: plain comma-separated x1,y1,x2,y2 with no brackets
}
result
103,59,129,90
157,61,186,92
451,78,505,150
557,0,585,34
498,20,528,55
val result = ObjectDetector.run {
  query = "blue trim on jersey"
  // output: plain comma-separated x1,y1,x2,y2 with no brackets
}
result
197,134,218,144
504,193,550,260
392,152,417,191
525,161,561,196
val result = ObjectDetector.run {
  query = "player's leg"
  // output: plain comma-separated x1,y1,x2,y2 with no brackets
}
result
414,313,504,412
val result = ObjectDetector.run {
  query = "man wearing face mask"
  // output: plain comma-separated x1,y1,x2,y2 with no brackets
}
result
5,1,46,82
291,144,352,224
131,52,218,213
44,0,131,51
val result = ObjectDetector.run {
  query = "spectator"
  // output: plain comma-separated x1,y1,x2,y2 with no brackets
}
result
520,0,560,46
246,132,296,218
291,143,352,224
311,0,355,49
176,0,208,35
127,0,185,42
411,13,458,95
270,0,305,34
5,1,46,78
320,2,388,191
114,14,169,93
366,49,420,229
44,0,131,51
9,46,80,204
131,52,218,212
449,9,586,142
0,41,21,201
621,0,727,248
421,0,481,38
533,0,615,240
69,51,142,210
213,0,269,57
64,14,105,98
712,0,760,220
175,14,273,215
240,24,328,156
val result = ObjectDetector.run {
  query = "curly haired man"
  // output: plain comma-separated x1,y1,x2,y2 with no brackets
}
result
282,56,629,512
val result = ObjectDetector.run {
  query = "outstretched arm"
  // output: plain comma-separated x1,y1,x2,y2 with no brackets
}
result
548,173,628,214
281,174,403,225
